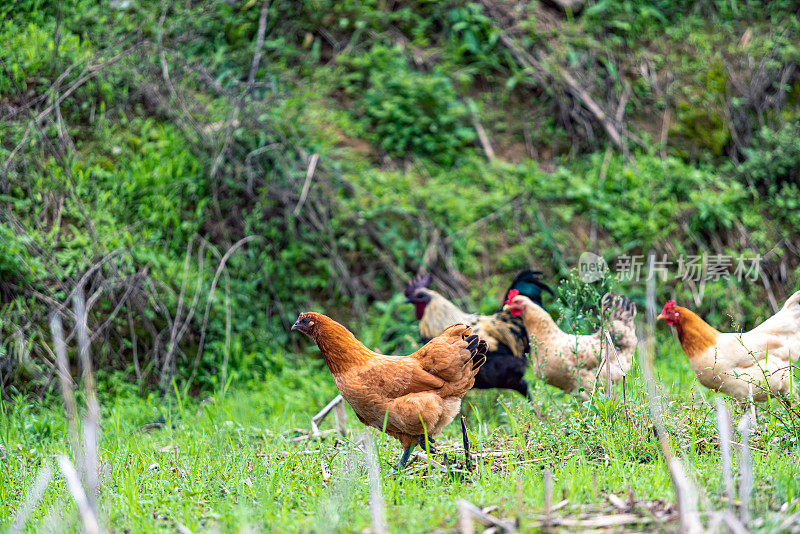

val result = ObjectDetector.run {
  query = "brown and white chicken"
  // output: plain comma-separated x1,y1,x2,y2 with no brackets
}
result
504,292,637,396
658,292,800,401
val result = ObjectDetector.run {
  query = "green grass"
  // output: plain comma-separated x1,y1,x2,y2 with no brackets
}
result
2,336,800,532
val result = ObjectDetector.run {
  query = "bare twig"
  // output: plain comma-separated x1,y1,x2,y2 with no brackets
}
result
293,153,320,217
209,1,270,187
759,269,779,313
184,235,263,390
57,455,100,534
543,468,553,528
639,337,703,533
9,462,53,534
470,109,495,161
73,291,100,514
311,395,344,438
49,314,79,455
457,499,517,532
333,400,347,437
459,500,475,534
738,415,753,526
362,433,388,534
248,3,270,89
716,398,735,513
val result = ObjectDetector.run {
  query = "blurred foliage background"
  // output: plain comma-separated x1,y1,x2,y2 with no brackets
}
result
1,0,799,397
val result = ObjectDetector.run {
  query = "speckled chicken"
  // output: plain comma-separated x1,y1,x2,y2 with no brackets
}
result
504,292,637,396
292,312,486,466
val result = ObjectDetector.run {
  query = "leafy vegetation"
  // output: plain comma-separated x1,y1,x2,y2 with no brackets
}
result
2,0,800,530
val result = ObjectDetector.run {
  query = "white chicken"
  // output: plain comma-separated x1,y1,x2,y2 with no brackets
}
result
658,292,800,401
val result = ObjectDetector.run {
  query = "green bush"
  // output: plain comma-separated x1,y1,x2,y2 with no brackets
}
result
340,44,475,164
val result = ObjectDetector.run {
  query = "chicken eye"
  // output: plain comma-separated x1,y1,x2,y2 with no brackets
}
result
308,320,314,326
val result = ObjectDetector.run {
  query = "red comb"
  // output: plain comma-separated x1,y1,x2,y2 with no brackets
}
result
505,289,521,316
662,300,676,312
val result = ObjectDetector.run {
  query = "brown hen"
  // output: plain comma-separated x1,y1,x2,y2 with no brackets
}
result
292,312,486,466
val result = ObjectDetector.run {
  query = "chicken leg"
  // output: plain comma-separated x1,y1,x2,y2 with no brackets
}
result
398,445,415,468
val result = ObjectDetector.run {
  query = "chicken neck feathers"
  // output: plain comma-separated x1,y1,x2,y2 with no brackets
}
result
672,306,721,360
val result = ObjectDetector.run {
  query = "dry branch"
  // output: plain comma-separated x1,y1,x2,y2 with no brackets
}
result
57,455,100,534
49,313,79,455
638,337,703,533
73,291,100,515
9,462,53,534
457,499,517,532
184,235,264,390
738,415,753,526
311,394,344,439
361,433,388,534
293,153,320,217
715,398,735,513
482,6,628,156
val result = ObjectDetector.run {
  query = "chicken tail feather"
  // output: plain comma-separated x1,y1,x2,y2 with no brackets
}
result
602,292,636,326
463,334,488,373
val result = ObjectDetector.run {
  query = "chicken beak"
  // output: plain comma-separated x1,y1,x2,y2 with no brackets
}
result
656,313,664,321
291,319,302,331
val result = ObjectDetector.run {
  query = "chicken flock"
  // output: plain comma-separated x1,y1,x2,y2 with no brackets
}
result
294,270,800,465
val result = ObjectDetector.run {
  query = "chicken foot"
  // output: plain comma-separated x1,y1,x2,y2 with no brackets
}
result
418,435,436,453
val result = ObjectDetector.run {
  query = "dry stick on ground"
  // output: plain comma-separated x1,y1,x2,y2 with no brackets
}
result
50,301,103,533
459,500,475,534
715,399,735,513
738,415,753,526
457,499,517,533
470,107,496,161
9,462,53,534
361,433,388,534
311,395,344,439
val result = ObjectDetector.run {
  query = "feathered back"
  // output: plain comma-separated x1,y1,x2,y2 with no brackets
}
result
782,290,800,314
501,270,553,309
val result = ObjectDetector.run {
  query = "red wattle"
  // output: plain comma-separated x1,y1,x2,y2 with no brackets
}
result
415,302,427,320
